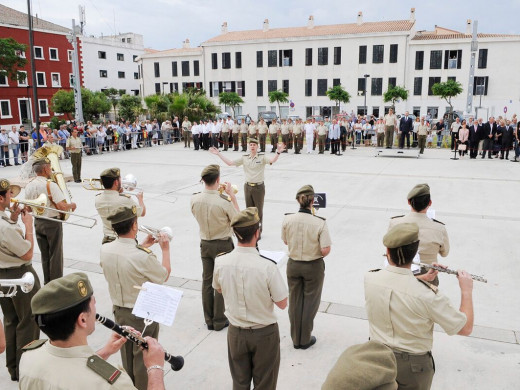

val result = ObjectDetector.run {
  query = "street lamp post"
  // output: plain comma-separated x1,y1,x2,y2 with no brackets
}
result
363,74,370,117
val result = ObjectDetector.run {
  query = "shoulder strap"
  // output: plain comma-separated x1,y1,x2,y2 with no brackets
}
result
259,254,276,264
136,245,152,254
417,279,438,294
22,339,47,351
86,354,122,384
216,250,232,258
391,215,404,219
432,218,445,225
368,268,381,273
313,215,326,221
1,215,16,224
220,193,231,202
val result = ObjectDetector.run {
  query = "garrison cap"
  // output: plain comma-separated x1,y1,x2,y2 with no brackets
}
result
201,164,220,177
248,138,259,144
322,341,397,390
0,179,21,197
32,157,51,167
107,205,138,225
31,272,93,315
383,223,419,249
231,207,260,228
100,167,120,179
296,184,314,198
407,183,430,200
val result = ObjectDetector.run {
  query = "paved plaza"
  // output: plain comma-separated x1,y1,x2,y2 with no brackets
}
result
1,143,519,389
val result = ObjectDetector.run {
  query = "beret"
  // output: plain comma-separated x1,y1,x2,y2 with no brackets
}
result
100,167,120,179
296,185,315,198
407,183,430,200
32,272,93,315
201,164,220,177
383,223,419,249
107,205,138,225
231,207,260,228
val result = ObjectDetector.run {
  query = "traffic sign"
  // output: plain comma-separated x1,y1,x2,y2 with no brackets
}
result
504,106,508,113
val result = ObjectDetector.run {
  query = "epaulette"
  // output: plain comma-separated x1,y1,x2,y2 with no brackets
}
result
1,216,16,224
284,213,294,216
417,279,438,294
136,245,152,254
95,193,101,196
260,254,276,264
192,191,201,195
86,354,122,384
119,193,131,198
368,268,381,272
391,215,404,219
432,218,445,225
216,250,232,257
314,215,326,221
22,339,47,351
220,193,231,202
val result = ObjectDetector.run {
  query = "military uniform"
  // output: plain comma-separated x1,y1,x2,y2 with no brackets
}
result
282,190,331,348
221,122,230,151
281,123,290,151
95,190,143,244
268,123,279,153
232,123,240,151
191,174,237,330
317,125,328,154
233,152,273,229
248,123,257,139
240,122,248,151
287,121,294,149
66,135,82,182
0,184,41,380
100,231,168,390
25,174,66,284
257,122,268,152
213,208,288,390
182,119,192,148
293,122,303,154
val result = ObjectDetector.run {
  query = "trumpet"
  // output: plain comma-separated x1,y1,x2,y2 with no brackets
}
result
82,178,104,191
139,225,173,241
121,174,143,196
0,272,35,298
218,183,238,195
11,194,97,229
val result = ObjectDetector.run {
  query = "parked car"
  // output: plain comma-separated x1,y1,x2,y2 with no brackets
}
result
396,113,417,122
217,112,231,120
258,111,278,126
306,115,323,122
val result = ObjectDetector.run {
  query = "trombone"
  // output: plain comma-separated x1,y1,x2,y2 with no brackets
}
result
139,225,173,242
11,194,97,229
0,272,35,298
82,176,143,196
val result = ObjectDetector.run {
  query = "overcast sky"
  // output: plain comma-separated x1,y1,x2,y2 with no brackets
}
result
4,0,520,50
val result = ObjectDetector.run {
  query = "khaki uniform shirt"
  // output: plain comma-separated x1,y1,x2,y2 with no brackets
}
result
248,124,257,136
232,124,240,134
317,125,328,136
384,114,397,127
191,189,237,240
213,246,288,327
240,123,248,134
233,154,271,183
25,176,65,218
268,124,279,135
280,124,289,135
364,266,467,353
293,124,302,135
66,136,82,153
19,343,137,390
388,213,449,264
282,210,332,261
257,123,268,134
221,123,230,133
100,237,168,308
418,124,430,136
95,191,143,239
0,210,31,268
182,120,192,131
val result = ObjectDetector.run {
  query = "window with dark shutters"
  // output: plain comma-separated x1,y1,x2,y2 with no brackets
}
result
257,80,263,96
235,52,242,69
181,61,189,76
194,60,199,76
305,79,312,96
268,50,277,67
305,48,312,66
430,51,442,69
428,77,441,95
318,48,328,65
478,49,488,69
172,61,178,77
268,80,277,92
371,78,382,95
413,77,422,95
212,53,218,69
389,44,398,63
334,47,341,65
372,45,384,64
257,51,263,67
415,51,424,70
359,46,367,64
154,62,160,77
283,80,289,94
222,53,231,69
317,79,327,96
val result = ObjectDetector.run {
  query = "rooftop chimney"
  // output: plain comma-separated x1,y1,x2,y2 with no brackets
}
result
357,11,363,25
183,38,190,49
466,19,472,35
263,19,269,32
410,8,416,22
307,15,314,29
221,22,228,34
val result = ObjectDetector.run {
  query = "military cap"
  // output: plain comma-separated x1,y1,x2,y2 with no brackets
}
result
296,184,314,198
322,341,397,390
201,164,220,177
31,272,93,315
107,206,138,225
407,183,430,200
383,223,419,249
0,179,21,197
100,167,120,179
32,157,51,167
248,138,259,144
231,207,260,228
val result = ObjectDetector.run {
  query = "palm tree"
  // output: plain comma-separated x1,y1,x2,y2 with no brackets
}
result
268,90,289,119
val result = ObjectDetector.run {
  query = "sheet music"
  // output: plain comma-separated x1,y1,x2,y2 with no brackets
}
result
132,282,183,326
427,208,436,219
259,250,286,264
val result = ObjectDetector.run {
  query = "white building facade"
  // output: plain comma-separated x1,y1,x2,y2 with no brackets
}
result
79,32,144,95
138,9,520,120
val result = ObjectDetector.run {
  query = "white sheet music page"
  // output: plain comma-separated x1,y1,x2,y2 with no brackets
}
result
132,282,183,326
259,250,286,264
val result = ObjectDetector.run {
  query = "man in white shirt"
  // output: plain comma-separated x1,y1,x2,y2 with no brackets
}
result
304,120,316,154
191,121,200,150
8,126,21,165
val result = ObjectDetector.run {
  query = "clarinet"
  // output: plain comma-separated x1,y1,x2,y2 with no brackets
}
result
420,263,487,283
96,314,184,371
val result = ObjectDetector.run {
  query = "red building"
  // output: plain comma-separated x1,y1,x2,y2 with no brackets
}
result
0,4,81,128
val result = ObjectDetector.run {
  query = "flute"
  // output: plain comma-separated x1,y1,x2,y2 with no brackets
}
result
96,314,184,371
420,263,487,283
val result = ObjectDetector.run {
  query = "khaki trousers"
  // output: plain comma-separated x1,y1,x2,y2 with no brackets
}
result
0,264,40,380
70,152,81,181
35,218,63,284
418,134,427,153
318,135,326,153
394,350,435,390
222,132,230,150
258,133,266,152
294,134,303,153
232,133,239,150
385,125,395,148
287,258,324,346
243,183,265,229
227,323,280,390
200,238,233,329
240,133,248,151
269,134,278,151
377,132,385,147
184,130,192,147
113,306,160,390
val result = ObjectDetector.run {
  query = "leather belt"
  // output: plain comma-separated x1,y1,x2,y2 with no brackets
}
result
246,182,264,187
232,323,272,330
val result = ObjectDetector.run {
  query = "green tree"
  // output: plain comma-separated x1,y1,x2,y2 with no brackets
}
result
268,90,289,118
118,94,143,122
383,85,409,111
168,88,220,122
0,38,27,82
326,85,351,114
50,89,75,119
102,88,121,116
144,94,171,122
88,91,111,120
218,92,244,117
431,80,463,120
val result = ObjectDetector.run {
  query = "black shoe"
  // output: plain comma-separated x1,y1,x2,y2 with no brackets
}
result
207,324,214,331
15,163,21,165
5,163,12,166
214,321,229,331
74,180,81,183
294,336,317,350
